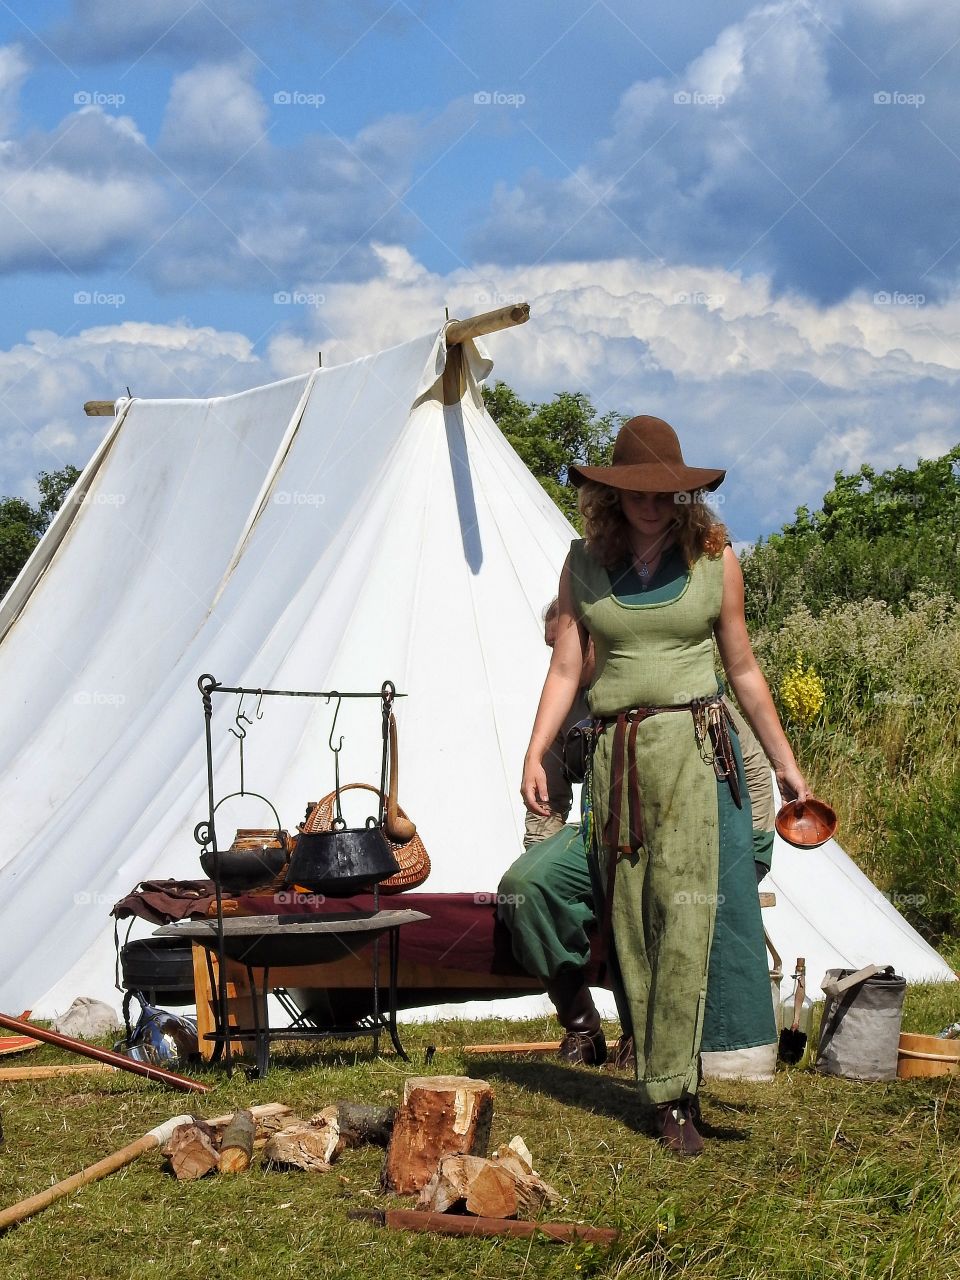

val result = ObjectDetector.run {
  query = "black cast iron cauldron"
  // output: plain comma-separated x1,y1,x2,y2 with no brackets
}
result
284,816,399,896
200,844,288,893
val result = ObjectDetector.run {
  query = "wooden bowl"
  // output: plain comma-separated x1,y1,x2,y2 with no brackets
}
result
775,797,838,848
897,1032,960,1079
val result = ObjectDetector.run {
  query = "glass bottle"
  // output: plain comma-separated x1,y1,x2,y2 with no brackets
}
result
778,957,813,1036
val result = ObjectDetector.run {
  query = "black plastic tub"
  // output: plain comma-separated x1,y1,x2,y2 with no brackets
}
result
120,936,195,1006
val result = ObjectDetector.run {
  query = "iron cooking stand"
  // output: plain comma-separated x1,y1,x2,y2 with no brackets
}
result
191,674,426,1077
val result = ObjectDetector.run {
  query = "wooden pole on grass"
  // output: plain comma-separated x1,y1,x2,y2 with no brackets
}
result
0,1011,209,1094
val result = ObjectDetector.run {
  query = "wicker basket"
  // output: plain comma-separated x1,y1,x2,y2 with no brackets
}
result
302,782,430,893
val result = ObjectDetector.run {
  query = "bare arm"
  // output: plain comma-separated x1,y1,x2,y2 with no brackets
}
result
714,546,811,804
521,556,587,815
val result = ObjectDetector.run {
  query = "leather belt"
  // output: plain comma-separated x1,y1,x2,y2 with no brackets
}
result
590,693,743,981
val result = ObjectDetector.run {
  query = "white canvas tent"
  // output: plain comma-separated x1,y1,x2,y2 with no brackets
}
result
0,324,953,1022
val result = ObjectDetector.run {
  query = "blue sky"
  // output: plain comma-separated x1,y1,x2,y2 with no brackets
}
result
2,0,959,539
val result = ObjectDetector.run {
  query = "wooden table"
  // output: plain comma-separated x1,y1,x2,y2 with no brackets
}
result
156,910,428,1076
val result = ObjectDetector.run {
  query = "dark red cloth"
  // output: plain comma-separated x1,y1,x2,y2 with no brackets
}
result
113,881,534,977
238,890,532,977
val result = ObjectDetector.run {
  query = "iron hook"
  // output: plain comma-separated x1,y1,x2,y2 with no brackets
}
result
229,694,253,740
326,691,344,755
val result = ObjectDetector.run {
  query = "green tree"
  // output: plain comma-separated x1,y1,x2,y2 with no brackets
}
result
742,447,960,628
482,381,623,525
0,464,81,596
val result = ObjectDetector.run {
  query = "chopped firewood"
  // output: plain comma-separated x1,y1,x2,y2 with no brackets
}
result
383,1076,494,1195
263,1122,333,1172
218,1110,256,1174
418,1153,559,1218
161,1118,220,1181
310,1103,396,1162
491,1136,535,1178
206,1102,295,1137
262,1103,395,1170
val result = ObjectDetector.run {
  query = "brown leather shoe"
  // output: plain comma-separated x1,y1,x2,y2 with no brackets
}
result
558,1027,608,1066
609,1034,636,1072
655,1098,704,1157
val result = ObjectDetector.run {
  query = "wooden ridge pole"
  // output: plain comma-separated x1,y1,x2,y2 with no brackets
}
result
444,302,530,347
83,302,531,415
83,400,117,416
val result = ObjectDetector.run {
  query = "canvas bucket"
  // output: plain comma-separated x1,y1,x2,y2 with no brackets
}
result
815,964,906,1081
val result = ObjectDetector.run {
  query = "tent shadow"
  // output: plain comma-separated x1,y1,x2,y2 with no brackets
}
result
472,1056,750,1143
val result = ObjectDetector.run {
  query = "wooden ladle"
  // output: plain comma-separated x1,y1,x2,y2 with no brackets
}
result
385,713,417,842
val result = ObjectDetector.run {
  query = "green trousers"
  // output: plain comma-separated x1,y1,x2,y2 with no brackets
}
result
499,780,775,1066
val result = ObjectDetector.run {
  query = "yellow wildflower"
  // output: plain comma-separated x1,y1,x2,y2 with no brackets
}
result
779,652,825,727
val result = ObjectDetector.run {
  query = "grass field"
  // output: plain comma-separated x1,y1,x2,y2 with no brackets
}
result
2,985,959,1280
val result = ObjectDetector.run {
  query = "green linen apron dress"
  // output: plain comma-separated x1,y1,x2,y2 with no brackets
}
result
569,536,774,1103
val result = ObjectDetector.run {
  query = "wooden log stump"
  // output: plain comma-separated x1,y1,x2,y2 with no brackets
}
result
383,1076,493,1195
218,1110,255,1174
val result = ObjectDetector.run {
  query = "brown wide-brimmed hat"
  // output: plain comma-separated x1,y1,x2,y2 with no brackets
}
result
569,415,725,493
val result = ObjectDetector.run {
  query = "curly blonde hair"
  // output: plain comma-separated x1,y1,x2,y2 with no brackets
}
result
578,480,728,568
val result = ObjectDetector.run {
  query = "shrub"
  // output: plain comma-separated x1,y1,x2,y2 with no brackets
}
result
879,771,960,944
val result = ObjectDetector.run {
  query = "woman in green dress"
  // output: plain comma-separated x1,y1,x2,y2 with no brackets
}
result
520,415,810,1156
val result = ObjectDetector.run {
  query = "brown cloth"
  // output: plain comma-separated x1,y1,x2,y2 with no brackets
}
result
113,880,605,981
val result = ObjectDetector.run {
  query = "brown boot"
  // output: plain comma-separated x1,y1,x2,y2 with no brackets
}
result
546,970,607,1067
609,1034,636,1072
655,1097,704,1157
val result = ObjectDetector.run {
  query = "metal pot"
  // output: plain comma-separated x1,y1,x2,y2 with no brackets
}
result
199,844,288,892
284,818,399,896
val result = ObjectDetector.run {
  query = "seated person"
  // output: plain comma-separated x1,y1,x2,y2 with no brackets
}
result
499,700,775,1067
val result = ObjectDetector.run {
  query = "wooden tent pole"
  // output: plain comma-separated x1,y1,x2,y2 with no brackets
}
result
83,302,531,416
445,302,529,347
